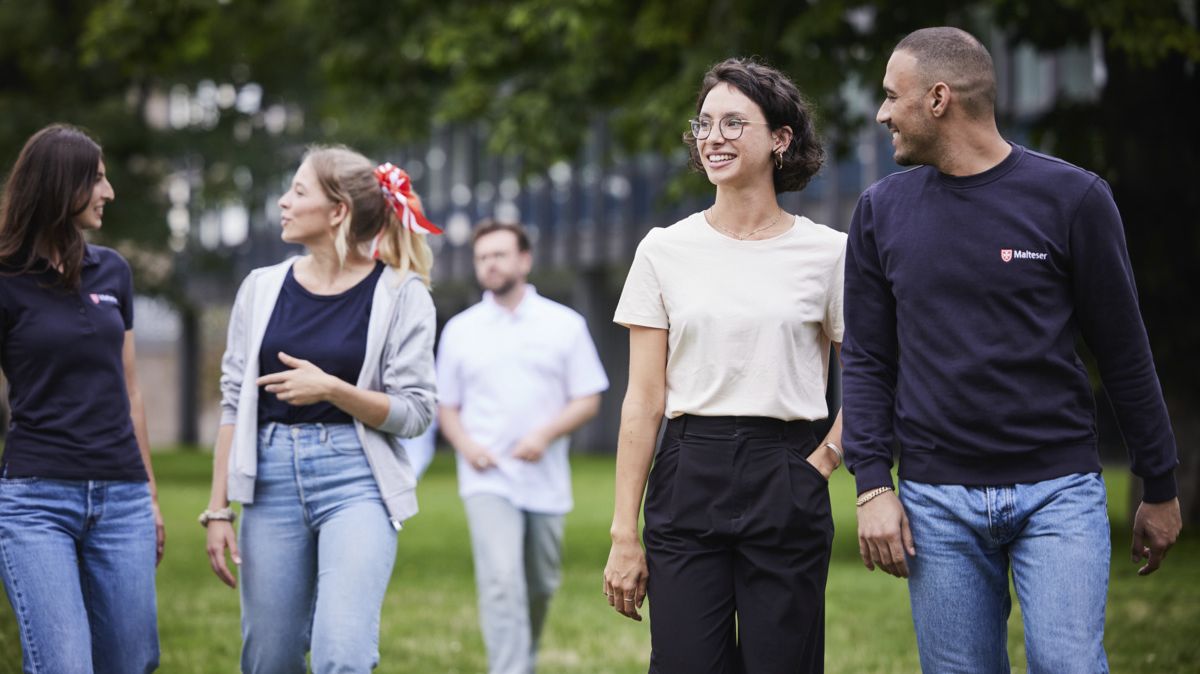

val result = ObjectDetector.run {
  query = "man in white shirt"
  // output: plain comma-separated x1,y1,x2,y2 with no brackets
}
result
438,220,609,674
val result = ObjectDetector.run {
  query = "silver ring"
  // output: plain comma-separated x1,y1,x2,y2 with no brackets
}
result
623,598,635,603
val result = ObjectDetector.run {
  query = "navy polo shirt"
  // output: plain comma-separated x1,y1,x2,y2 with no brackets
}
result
257,262,382,425
0,245,146,480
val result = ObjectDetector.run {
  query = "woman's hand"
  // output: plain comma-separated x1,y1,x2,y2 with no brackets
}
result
603,537,649,621
151,499,166,566
805,443,839,480
205,520,241,588
257,352,338,406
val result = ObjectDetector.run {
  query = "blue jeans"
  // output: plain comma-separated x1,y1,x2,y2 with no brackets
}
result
900,472,1110,674
239,423,398,674
463,493,565,674
0,478,158,674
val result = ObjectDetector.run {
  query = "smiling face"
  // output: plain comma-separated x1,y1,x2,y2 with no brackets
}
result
697,83,782,190
877,50,940,166
71,160,114,231
277,159,341,246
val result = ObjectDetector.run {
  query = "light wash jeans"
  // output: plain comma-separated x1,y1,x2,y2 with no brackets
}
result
463,493,565,674
239,423,398,674
900,472,1110,674
0,477,158,674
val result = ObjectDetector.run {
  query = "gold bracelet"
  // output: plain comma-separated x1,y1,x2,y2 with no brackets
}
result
855,486,893,507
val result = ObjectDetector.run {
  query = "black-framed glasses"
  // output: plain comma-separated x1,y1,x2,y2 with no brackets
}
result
689,117,770,140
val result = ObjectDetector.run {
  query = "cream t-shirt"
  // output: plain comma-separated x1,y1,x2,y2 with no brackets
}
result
614,212,846,421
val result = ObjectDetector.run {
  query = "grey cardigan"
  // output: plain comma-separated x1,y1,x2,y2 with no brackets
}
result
219,257,436,525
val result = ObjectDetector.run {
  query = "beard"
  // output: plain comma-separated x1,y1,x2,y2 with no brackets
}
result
891,119,940,167
484,275,521,297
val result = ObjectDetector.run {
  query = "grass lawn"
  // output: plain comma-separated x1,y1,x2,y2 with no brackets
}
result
1,450,1197,672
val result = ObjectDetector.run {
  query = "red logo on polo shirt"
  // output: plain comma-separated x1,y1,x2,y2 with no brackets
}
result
1000,249,1013,263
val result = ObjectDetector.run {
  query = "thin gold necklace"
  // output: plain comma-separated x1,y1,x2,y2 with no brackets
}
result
705,207,787,240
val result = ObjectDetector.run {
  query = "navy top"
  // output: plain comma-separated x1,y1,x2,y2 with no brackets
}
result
257,262,383,424
842,144,1178,502
0,245,146,481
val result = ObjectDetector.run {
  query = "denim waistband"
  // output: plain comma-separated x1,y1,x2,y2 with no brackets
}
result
665,414,817,441
259,422,356,445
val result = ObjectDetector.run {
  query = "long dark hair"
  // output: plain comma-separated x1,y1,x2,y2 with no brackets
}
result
0,124,103,289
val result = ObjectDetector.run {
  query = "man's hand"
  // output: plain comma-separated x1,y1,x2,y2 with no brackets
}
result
856,490,916,578
462,442,500,472
512,428,553,462
1131,498,1182,576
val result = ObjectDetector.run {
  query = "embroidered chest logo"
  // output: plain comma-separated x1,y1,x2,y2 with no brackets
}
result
1000,249,1047,263
89,292,120,306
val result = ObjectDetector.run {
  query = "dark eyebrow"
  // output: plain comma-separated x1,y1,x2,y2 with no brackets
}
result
697,112,751,120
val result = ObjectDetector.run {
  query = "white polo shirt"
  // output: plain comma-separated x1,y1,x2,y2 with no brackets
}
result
437,286,609,514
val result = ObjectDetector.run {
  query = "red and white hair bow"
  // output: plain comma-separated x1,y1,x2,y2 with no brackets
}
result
373,163,442,236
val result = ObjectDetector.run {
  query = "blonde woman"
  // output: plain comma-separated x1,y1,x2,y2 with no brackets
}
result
202,146,439,672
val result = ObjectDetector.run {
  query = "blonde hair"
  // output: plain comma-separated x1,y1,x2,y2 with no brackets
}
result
301,145,434,286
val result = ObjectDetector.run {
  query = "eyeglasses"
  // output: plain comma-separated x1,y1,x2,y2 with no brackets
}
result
689,117,770,141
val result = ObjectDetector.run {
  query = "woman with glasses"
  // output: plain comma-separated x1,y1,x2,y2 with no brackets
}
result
0,124,163,673
604,58,846,672
201,146,438,672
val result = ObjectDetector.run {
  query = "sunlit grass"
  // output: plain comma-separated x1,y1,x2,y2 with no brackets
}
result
0,452,1196,672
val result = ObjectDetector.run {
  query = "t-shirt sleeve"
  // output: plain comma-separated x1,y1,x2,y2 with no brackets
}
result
118,253,134,330
435,321,463,408
564,318,609,399
613,231,668,329
824,236,847,343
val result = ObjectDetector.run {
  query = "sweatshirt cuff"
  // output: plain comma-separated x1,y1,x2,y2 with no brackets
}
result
852,459,896,496
1141,470,1178,503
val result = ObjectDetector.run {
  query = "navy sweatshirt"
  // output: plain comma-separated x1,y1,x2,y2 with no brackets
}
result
842,144,1178,502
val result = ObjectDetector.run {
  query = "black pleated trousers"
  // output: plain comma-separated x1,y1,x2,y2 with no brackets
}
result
644,415,834,674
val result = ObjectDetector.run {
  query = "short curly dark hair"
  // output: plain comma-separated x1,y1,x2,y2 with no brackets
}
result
684,58,825,193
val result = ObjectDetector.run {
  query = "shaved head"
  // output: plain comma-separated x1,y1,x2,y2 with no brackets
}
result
895,27,996,119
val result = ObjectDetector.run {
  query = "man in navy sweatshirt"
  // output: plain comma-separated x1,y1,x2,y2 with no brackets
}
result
842,26,1182,673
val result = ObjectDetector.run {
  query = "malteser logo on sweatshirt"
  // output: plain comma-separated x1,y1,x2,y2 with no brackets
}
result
1000,249,1047,263
90,292,120,306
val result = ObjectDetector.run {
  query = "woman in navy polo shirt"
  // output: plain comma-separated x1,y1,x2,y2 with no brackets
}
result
201,146,438,672
0,124,164,673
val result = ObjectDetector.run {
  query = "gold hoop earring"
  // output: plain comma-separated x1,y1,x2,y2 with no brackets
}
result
774,149,783,169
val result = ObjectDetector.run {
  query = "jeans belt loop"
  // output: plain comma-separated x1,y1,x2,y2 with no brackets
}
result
319,424,328,444
678,414,688,438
